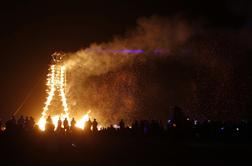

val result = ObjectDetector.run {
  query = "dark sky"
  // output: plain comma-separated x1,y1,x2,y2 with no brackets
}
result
0,0,251,120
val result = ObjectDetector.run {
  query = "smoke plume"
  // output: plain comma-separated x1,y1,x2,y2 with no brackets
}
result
64,15,251,125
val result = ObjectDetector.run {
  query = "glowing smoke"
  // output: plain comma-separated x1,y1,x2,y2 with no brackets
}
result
62,16,191,125
63,16,251,125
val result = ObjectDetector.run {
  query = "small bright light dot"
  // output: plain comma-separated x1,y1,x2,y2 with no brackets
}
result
168,120,171,123
172,123,177,127
113,124,120,129
221,127,224,131
236,128,239,131
187,118,190,121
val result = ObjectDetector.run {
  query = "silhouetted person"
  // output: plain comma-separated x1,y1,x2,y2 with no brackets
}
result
46,116,52,124
85,118,92,132
46,116,54,132
70,118,76,131
172,106,188,139
57,118,62,131
24,116,29,127
17,115,25,128
119,119,125,130
132,120,140,134
132,120,139,129
107,125,115,134
92,119,98,132
5,116,17,132
63,118,69,131
172,106,186,127
28,116,35,129
10,116,16,125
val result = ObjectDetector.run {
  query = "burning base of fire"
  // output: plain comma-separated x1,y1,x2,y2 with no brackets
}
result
37,53,103,131
37,112,90,131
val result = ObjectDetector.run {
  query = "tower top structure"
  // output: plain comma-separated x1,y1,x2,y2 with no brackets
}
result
51,52,65,64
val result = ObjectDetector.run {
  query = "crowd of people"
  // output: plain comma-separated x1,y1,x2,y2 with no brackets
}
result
0,107,251,165
0,115,99,134
0,107,252,142
43,116,99,133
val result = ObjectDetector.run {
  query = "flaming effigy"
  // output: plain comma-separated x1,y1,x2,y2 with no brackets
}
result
38,52,90,131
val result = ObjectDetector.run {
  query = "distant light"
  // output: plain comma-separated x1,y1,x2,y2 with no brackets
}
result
98,125,102,131
172,123,177,127
221,127,224,131
167,120,171,123
236,127,239,131
187,118,190,121
111,49,144,54
113,124,120,129
194,120,198,125
207,120,211,123
0,126,6,131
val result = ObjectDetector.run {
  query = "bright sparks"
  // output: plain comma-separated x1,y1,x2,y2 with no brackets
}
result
38,52,90,131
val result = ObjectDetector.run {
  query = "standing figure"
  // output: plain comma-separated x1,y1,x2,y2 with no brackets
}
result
85,118,92,132
70,118,76,131
17,115,25,128
46,116,54,132
57,118,62,131
28,116,35,130
119,119,125,130
92,119,98,132
63,118,69,131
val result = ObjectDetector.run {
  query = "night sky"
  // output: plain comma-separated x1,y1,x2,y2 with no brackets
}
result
0,0,251,122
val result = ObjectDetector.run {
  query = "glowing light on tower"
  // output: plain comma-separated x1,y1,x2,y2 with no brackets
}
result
38,52,90,131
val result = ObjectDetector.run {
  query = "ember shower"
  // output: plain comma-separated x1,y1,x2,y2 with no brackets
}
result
62,16,251,125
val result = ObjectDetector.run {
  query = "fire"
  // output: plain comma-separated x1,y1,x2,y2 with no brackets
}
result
38,52,91,131
38,113,90,131
75,112,90,129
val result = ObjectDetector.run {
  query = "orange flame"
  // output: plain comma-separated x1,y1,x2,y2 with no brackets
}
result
38,57,91,131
